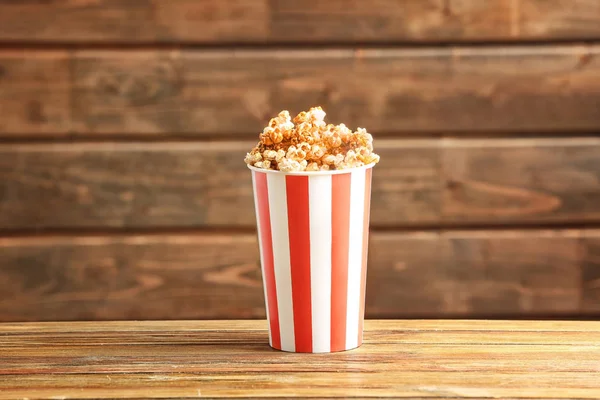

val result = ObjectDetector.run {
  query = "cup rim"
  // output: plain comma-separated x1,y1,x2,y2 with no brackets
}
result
247,162,376,176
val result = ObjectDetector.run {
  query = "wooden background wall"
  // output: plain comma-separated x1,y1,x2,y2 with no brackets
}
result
1,0,600,321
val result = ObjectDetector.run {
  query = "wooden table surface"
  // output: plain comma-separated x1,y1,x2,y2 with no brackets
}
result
1,320,599,399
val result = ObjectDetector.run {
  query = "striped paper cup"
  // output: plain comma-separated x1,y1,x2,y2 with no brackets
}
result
249,163,374,353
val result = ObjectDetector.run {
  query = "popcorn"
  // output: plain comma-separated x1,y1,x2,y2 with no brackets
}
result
279,158,308,173
333,154,345,169
275,149,286,162
310,107,326,125
322,154,337,165
324,132,342,148
245,107,380,172
297,142,311,154
254,160,272,169
306,162,320,172
263,150,278,161
244,152,262,165
310,144,325,159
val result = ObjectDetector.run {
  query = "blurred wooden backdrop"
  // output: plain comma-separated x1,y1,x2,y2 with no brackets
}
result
1,0,600,321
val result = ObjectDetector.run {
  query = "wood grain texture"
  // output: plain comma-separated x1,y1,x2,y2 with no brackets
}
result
71,46,600,135
0,52,71,135
0,141,257,229
0,0,268,44
273,0,600,43
369,230,585,317
0,230,594,321
443,138,600,225
3,138,600,230
0,320,599,399
1,1,600,43
0,234,265,321
0,140,439,229
3,46,600,136
580,232,600,312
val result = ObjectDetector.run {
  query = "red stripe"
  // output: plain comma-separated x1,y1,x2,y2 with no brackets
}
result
255,171,281,350
331,173,351,352
286,175,313,352
358,167,373,345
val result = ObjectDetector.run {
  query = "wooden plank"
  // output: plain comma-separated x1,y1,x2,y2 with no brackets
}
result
0,141,258,229
272,0,600,43
3,344,600,375
71,46,600,136
2,319,598,333
0,234,265,321
440,230,582,315
1,372,600,399
442,138,600,225
0,51,71,135
0,230,591,321
0,0,269,44
3,47,600,136
368,230,583,318
580,232,600,312
3,138,600,230
2,327,599,347
517,0,600,40
0,321,599,399
3,328,600,350
0,0,157,43
0,140,440,229
1,1,600,43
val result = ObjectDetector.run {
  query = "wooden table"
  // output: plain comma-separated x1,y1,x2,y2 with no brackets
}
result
1,320,599,399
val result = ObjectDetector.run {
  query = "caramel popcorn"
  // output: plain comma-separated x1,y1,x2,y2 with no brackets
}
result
245,107,380,172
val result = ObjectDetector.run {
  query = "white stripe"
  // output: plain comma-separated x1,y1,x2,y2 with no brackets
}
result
346,169,366,350
308,175,332,353
267,173,295,352
252,171,272,347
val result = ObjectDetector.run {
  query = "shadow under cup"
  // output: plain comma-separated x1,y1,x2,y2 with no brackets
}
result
249,163,375,353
